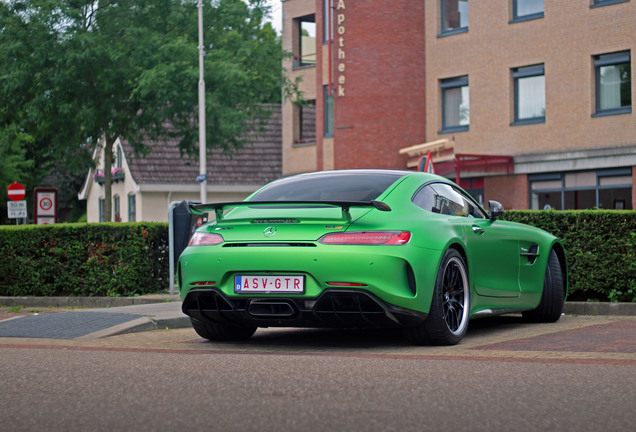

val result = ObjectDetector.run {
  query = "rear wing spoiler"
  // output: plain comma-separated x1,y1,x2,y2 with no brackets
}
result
190,200,392,221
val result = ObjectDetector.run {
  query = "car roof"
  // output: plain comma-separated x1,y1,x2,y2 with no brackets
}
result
276,169,444,182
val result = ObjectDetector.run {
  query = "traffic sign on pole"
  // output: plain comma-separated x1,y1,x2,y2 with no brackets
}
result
34,187,58,225
7,200,27,219
7,182,26,201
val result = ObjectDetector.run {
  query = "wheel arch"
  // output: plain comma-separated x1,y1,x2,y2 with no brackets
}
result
550,241,568,298
447,242,470,286
448,242,468,267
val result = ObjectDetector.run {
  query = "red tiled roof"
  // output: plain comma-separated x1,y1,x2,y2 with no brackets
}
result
122,105,282,185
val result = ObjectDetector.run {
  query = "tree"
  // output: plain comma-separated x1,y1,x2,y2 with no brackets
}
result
0,0,285,222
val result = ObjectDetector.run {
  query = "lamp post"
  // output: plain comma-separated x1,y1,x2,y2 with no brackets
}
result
198,0,207,203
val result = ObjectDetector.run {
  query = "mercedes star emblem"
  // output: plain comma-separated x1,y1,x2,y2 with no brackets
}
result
263,226,277,237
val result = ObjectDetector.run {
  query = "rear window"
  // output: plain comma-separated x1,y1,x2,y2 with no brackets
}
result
251,172,406,202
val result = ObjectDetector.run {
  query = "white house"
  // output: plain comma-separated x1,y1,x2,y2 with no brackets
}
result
78,106,282,223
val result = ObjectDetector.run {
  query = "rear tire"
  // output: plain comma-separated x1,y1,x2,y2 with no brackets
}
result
523,249,564,323
404,249,470,346
190,318,257,341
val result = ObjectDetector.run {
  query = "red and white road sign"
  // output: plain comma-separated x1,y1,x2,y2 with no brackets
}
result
7,182,26,201
34,187,58,224
39,197,53,212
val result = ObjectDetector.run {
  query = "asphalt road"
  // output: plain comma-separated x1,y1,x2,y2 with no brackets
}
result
1,315,635,432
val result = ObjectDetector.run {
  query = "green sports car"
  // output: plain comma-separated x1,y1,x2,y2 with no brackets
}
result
178,169,567,345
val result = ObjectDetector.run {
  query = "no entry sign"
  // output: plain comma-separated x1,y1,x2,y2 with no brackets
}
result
7,182,26,201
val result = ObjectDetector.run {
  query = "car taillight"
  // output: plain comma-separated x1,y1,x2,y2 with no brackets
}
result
318,231,411,245
188,232,224,246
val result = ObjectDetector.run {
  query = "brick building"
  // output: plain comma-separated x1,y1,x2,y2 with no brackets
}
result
282,0,636,210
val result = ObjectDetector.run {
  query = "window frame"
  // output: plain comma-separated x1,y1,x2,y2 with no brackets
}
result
113,195,120,222
440,75,470,133
323,0,332,44
295,100,316,146
98,198,105,222
590,0,630,9
293,14,316,68
412,181,487,219
511,0,544,23
439,0,469,37
116,145,123,169
593,51,632,117
128,194,136,222
529,168,633,210
300,100,316,143
512,64,546,126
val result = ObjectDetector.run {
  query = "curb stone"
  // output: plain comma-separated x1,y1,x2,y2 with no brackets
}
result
0,295,180,309
563,301,636,316
1,297,635,316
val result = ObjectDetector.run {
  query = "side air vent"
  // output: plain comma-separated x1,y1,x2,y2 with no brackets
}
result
520,243,539,264
406,262,416,296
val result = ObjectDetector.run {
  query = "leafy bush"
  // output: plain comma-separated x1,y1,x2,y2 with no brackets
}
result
502,210,636,302
1,212,634,302
0,223,168,297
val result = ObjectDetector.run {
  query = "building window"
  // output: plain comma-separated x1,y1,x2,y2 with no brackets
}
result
323,0,332,44
294,14,316,67
594,51,631,116
116,145,123,169
98,198,105,222
113,195,120,222
512,0,544,22
441,0,468,35
529,169,633,210
295,100,316,145
591,0,630,9
323,86,334,136
128,194,136,222
512,64,545,125
440,76,469,133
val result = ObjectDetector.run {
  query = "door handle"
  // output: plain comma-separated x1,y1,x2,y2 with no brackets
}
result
472,225,485,235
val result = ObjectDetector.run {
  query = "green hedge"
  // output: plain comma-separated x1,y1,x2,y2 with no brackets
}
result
0,212,634,301
0,223,168,297
502,210,636,302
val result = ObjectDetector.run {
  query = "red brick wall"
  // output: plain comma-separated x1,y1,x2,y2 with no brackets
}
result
317,0,427,170
484,174,529,211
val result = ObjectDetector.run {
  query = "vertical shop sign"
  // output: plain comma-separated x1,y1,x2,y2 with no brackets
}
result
336,0,346,97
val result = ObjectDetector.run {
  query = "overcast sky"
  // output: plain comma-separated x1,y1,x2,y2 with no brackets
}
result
264,0,282,34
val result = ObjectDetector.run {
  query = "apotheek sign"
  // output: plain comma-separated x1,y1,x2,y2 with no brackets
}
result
335,0,346,98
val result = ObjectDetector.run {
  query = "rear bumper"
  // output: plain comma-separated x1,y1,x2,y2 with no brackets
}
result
178,243,441,314
182,288,427,329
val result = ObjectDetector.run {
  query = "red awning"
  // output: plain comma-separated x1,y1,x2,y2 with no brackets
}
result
435,154,514,184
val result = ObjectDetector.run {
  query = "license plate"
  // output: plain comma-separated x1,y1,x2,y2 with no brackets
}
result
234,275,305,294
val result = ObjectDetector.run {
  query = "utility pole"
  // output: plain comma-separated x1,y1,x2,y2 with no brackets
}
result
198,0,207,203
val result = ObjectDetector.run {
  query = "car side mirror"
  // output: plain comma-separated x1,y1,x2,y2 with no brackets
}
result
489,200,504,220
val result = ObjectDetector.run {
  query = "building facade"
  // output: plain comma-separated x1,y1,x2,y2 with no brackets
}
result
79,106,282,223
282,0,636,210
